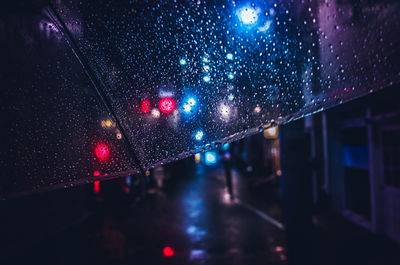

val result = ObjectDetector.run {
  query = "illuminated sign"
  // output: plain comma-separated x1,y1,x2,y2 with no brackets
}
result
205,151,217,166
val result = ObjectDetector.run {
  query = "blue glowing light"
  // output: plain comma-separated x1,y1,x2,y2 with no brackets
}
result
205,151,217,166
222,143,230,151
258,20,272,32
226,53,234,60
183,104,192,113
126,176,131,185
179,58,187,65
195,130,204,141
203,76,211,82
227,72,235,80
187,98,196,106
239,7,258,25
183,97,196,113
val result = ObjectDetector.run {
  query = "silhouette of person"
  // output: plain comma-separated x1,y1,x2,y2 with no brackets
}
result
220,149,234,200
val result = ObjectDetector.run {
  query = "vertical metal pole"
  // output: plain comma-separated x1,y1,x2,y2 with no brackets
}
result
322,112,329,193
367,107,378,233
307,116,318,205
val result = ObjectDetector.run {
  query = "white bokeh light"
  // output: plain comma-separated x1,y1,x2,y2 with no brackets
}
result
179,58,187,65
151,108,160,118
239,7,258,25
183,104,192,113
195,130,204,141
220,103,230,117
187,98,196,106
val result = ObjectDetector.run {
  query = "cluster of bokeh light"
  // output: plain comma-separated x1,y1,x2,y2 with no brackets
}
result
57,0,375,171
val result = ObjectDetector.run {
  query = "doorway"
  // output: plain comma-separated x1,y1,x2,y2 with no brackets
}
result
380,126,400,243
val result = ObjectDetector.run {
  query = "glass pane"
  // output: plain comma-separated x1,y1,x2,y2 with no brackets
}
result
0,7,140,198
51,0,400,169
3,0,400,197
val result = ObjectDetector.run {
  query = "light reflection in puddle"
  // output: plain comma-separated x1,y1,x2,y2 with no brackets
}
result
190,249,208,261
183,196,203,219
182,189,208,244
186,225,207,241
220,190,234,205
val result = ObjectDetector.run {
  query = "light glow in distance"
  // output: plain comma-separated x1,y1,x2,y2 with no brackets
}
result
187,98,196,106
151,108,161,118
194,153,201,163
159,98,176,114
205,151,217,165
179,58,187,65
94,143,110,161
239,7,259,25
195,130,204,141
220,103,230,117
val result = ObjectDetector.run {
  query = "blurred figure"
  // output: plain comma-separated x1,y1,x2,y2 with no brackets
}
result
220,149,234,200
153,166,165,188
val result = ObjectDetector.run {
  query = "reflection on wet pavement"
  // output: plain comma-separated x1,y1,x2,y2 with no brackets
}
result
90,165,287,265
4,164,287,265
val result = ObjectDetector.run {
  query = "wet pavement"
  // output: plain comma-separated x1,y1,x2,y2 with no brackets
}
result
6,161,400,265
86,165,288,265
9,164,287,265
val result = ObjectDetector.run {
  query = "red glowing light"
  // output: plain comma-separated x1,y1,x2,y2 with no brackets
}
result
141,99,151,113
162,246,175,257
158,98,175,114
94,143,110,161
93,170,101,177
93,180,100,194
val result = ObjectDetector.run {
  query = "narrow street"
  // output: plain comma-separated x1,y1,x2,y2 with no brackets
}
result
7,160,400,265
87,165,287,265
2,2,400,265
9,164,286,265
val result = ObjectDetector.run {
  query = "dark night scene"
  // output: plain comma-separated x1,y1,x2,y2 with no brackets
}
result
1,0,400,264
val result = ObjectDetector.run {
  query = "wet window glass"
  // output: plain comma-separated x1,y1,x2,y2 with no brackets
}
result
0,6,140,198
1,0,400,197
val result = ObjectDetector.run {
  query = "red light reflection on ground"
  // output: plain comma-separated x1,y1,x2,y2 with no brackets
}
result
93,180,100,194
162,246,175,257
